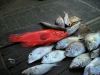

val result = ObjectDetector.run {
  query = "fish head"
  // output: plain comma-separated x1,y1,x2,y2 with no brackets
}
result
28,53,35,64
85,37,98,51
85,32,100,51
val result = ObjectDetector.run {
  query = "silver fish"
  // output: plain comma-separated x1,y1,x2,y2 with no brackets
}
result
55,16,65,28
56,36,83,49
40,22,66,30
85,32,100,51
83,57,100,75
28,45,53,64
41,50,65,63
66,22,81,35
65,41,85,57
64,12,71,26
90,48,100,59
70,53,91,69
22,64,57,75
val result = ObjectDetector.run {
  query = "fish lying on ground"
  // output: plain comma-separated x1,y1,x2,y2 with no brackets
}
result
65,41,85,57
9,29,68,47
22,63,57,75
66,22,81,35
41,50,65,63
85,32,100,51
70,53,91,69
83,57,100,75
56,36,83,49
76,24,91,36
40,22,66,30
70,16,81,25
28,45,53,64
90,48,100,59
55,16,65,28
64,12,71,26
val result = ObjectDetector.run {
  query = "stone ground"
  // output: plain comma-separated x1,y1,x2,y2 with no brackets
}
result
0,0,100,75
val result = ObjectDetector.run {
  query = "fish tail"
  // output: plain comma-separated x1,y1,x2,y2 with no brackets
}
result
9,34,21,43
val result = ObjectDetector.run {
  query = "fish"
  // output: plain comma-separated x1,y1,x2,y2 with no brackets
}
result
66,22,81,35
70,53,92,69
9,29,68,47
83,57,100,75
22,63,57,75
40,22,66,30
56,36,83,49
41,50,65,63
76,24,91,36
55,16,65,28
65,41,85,57
64,12,71,26
28,45,53,64
69,16,81,25
90,48,100,59
85,32,100,51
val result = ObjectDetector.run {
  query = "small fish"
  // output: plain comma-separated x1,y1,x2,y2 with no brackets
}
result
41,50,65,63
9,29,68,47
56,36,83,49
83,57,100,75
76,24,91,36
40,22,66,30
22,63,57,75
28,45,53,64
64,12,71,26
90,48,100,59
55,16,65,28
70,16,81,25
70,53,91,69
65,41,85,57
66,22,81,35
85,32,100,51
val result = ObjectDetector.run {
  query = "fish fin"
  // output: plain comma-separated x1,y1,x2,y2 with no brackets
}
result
9,34,21,43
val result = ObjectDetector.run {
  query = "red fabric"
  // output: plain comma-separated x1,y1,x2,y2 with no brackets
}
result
9,29,69,47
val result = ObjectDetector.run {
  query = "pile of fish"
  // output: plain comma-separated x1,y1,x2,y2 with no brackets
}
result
21,12,100,75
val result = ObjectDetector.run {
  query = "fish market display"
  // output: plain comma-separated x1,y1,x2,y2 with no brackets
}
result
22,63,57,75
42,50,65,63
55,16,65,28
8,11,100,75
65,41,85,57
70,53,91,69
28,45,53,63
85,32,100,51
9,29,68,47
83,57,100,75
56,36,82,49
90,48,100,59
